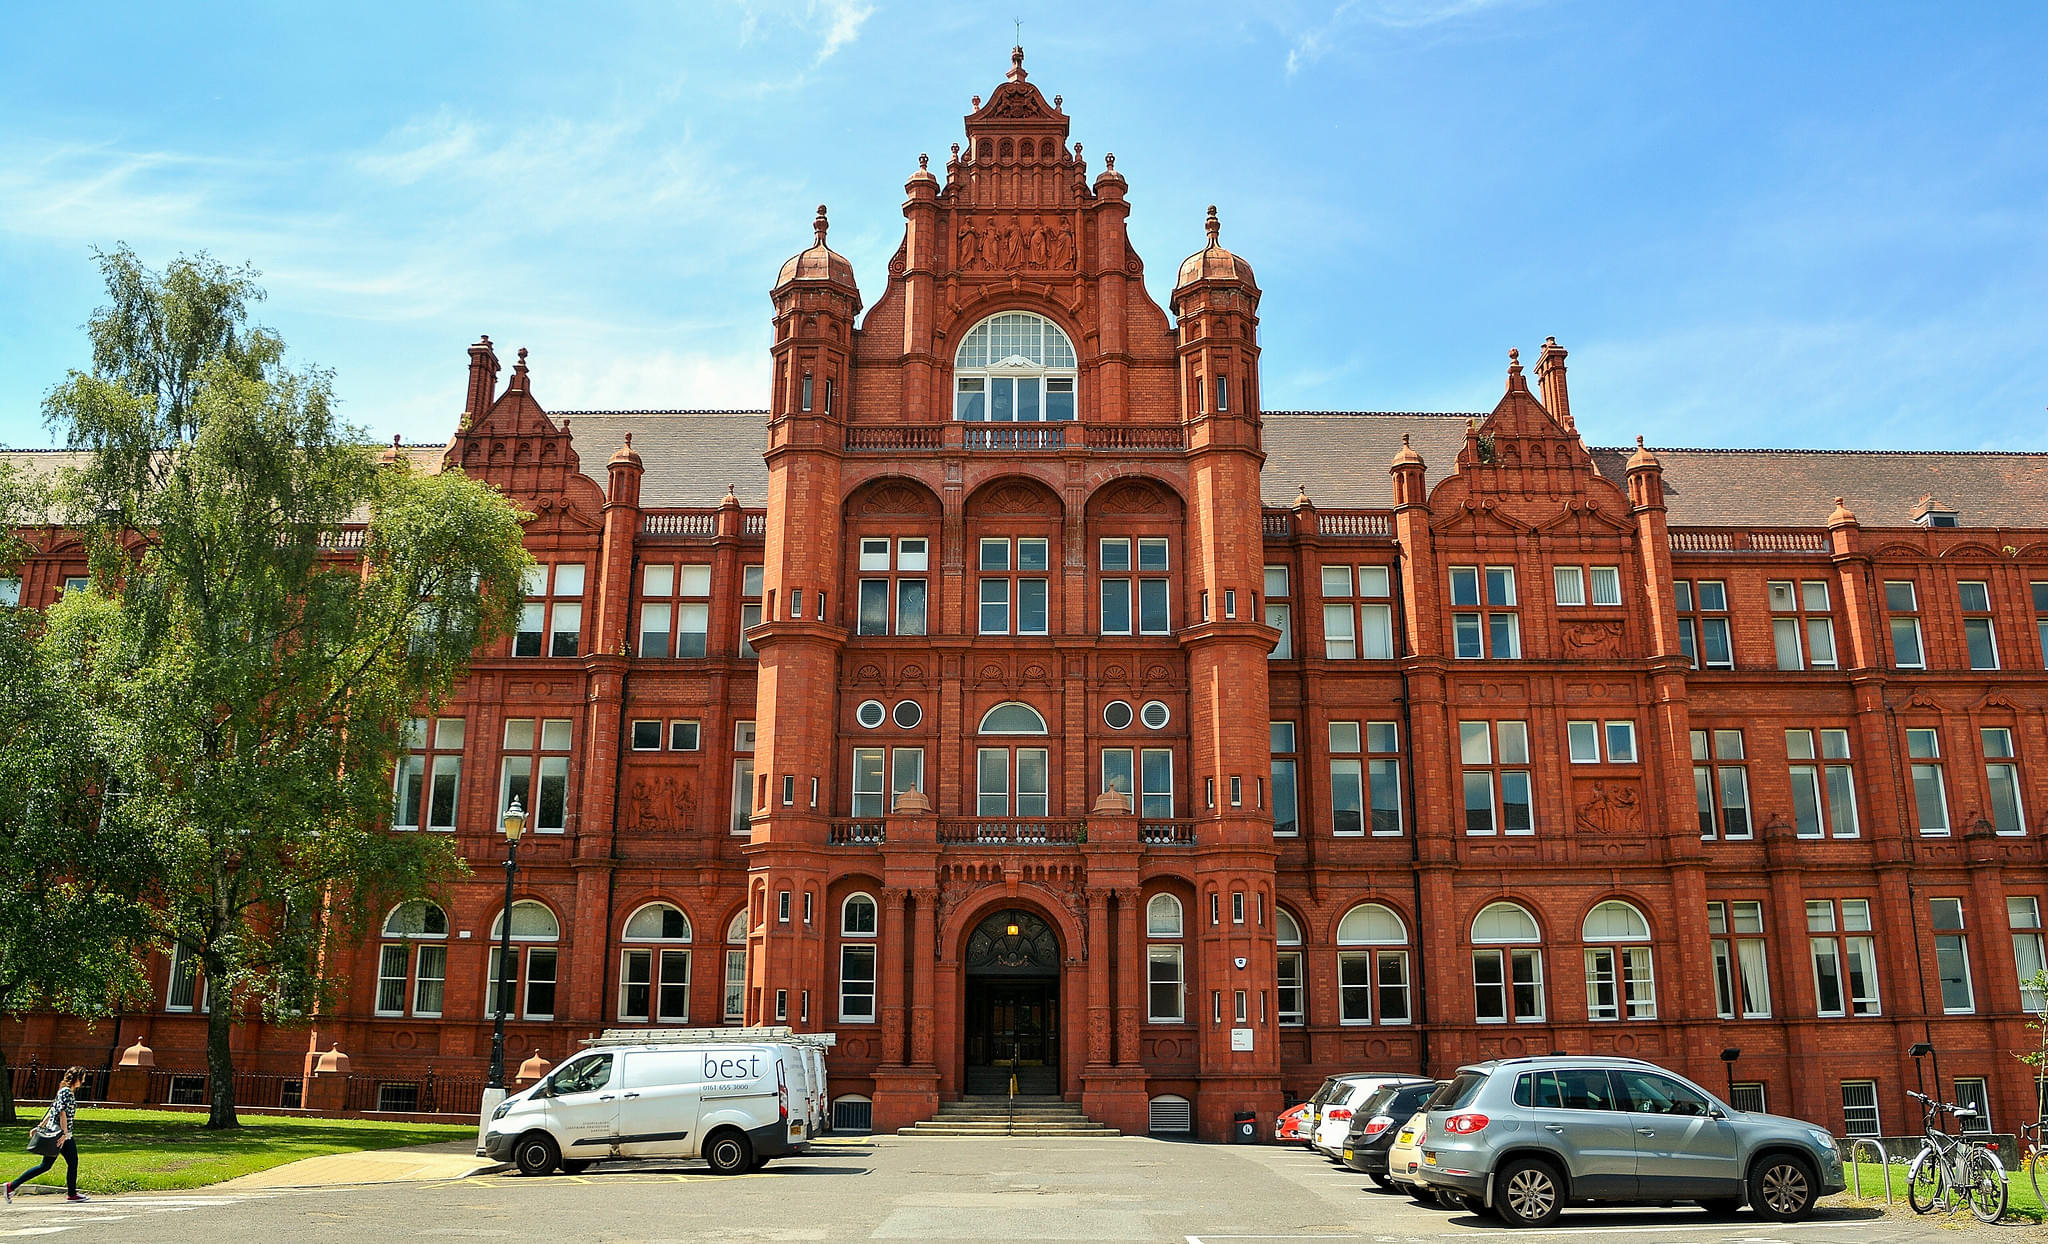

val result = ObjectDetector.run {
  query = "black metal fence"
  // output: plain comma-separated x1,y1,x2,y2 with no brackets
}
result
342,1068,487,1115
7,1064,110,1104
9,1062,487,1117
145,1069,306,1110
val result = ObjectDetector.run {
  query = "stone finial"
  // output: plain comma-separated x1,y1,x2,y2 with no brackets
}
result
1105,152,1115,170
314,1044,350,1074
118,1041,154,1069
515,1050,552,1084
813,204,829,247
1827,496,1859,527
1391,432,1425,468
1294,482,1312,508
918,152,929,170
1008,45,1027,82
972,94,981,109
1092,786,1133,815
1053,94,1062,108
950,142,960,158
893,788,932,815
1626,434,1659,471
1205,204,1220,248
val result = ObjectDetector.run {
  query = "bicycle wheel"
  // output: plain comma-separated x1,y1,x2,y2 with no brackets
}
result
1965,1148,2007,1224
1907,1148,1944,1214
2031,1151,2045,1218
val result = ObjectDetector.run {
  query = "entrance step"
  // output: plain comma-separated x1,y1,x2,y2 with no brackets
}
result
899,1095,1119,1136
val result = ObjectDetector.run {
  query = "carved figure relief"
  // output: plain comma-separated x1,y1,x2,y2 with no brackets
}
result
628,772,694,830
1574,782,1642,834
1560,620,1626,659
956,214,1077,272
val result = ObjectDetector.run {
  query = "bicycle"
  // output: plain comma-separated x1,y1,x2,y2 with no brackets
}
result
1905,1090,2007,1222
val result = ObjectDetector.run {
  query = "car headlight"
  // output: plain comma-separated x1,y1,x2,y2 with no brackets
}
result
1807,1127,1838,1152
492,1101,513,1122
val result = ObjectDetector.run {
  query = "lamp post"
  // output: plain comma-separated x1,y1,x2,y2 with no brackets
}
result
476,798,526,1155
1720,1047,1741,1104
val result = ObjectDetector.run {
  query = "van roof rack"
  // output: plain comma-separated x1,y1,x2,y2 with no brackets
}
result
582,1026,838,1049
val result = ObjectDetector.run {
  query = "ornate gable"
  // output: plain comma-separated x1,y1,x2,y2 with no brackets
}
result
1429,349,1632,526
444,342,602,523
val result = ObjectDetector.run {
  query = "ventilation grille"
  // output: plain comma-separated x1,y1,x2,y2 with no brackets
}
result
1148,1095,1192,1134
832,1096,873,1133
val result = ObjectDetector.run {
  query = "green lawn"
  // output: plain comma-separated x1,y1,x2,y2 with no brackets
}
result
2,1109,475,1194
1842,1155,2048,1224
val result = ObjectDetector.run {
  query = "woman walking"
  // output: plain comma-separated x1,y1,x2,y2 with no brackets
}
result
6,1067,90,1204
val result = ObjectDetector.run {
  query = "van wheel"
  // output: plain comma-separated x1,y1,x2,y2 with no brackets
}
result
704,1130,753,1176
513,1132,561,1177
1749,1154,1816,1222
1495,1158,1566,1228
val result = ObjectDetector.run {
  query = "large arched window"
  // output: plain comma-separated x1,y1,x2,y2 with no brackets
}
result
978,702,1050,819
1276,909,1305,1026
489,900,560,1021
377,902,448,1019
1146,894,1184,1022
953,312,1078,422
839,892,879,1023
1582,900,1656,1021
1470,901,1544,1025
1336,903,1411,1025
619,902,692,1024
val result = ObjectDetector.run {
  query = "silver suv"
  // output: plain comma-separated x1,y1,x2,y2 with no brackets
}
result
1415,1056,1844,1227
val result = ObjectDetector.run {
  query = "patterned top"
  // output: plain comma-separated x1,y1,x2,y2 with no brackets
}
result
34,1086,75,1138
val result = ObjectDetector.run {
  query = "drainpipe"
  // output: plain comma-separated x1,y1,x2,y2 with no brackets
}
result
1391,558,1430,1075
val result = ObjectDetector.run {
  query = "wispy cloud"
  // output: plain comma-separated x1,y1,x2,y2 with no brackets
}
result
1284,0,1533,74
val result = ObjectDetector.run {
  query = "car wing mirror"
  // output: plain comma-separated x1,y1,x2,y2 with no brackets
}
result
1708,1107,1727,1119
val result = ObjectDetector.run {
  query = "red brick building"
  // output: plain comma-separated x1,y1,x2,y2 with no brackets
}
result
8,52,2048,1141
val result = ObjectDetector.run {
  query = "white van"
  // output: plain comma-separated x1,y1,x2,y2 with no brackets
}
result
485,1042,810,1176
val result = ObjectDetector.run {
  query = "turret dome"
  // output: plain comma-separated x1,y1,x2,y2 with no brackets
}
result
1175,205,1257,290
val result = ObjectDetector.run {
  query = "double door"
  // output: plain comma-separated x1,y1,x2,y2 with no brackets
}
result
965,978,1058,1095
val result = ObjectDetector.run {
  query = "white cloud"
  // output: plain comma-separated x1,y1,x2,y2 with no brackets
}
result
1285,0,1534,74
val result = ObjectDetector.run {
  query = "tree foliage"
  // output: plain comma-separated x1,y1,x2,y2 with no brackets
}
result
0,464,157,1126
41,246,533,1127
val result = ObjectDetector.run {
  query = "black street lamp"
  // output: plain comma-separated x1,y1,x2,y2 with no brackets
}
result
1720,1047,1741,1104
476,798,526,1153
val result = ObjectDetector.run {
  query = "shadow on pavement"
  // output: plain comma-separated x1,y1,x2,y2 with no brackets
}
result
1438,1203,1890,1230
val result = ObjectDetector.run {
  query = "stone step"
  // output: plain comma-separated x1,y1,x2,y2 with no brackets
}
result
899,1123,1122,1136
927,1114,1089,1124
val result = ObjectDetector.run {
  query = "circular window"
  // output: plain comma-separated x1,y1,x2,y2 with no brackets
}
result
892,700,922,730
1140,700,1171,729
1103,700,1134,730
855,699,886,729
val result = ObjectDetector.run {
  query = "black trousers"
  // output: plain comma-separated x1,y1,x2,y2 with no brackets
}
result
11,1139,78,1195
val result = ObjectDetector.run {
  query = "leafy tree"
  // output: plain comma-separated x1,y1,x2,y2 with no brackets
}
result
42,246,533,1128
0,464,157,1126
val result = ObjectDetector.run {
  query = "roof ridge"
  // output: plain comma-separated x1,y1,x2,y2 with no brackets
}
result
1589,445,2048,460
556,409,770,417
1264,410,1482,419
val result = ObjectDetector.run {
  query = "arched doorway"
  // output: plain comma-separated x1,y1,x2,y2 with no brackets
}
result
962,908,1060,1095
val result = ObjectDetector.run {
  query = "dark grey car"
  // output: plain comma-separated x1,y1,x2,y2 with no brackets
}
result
1414,1056,1845,1227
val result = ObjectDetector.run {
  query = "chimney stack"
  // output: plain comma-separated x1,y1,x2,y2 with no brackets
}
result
1535,336,1571,429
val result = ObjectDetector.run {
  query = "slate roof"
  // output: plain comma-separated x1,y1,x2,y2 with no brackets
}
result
11,414,2045,530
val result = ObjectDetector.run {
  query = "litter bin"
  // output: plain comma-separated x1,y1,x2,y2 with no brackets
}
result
1231,1111,1257,1143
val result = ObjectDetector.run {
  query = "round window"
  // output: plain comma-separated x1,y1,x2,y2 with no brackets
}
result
855,699,886,729
892,699,923,730
1140,700,1171,729
1103,700,1134,730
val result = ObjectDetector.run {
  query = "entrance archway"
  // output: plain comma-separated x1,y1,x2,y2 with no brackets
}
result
962,908,1061,1095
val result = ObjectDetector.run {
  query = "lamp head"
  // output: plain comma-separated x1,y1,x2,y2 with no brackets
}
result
1909,1042,1934,1057
501,798,527,842
1006,922,1020,937
1720,1047,1741,1063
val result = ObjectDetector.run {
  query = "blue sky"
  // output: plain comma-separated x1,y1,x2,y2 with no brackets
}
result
2,1,2043,452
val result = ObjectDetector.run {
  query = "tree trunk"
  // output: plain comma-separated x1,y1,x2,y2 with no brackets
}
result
204,989,238,1129
0,1040,15,1127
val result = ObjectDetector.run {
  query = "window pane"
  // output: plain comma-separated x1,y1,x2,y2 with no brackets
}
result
1965,618,1998,669
1323,605,1355,659
1357,566,1390,597
1449,567,1479,606
1498,721,1529,764
1138,579,1170,633
1266,603,1292,658
1360,604,1394,659
857,580,890,634
1590,566,1621,606
1017,538,1049,572
1137,539,1169,572
896,579,927,635
1701,618,1732,666
1017,578,1048,634
1501,771,1532,833
1891,617,1924,666
980,578,1009,634
1368,759,1402,835
678,565,711,597
1100,538,1130,572
1459,721,1493,765
1773,618,1803,670
1568,721,1599,763
1330,759,1363,835
1271,758,1298,837
1102,579,1132,633
1605,722,1636,763
1463,771,1496,834
980,539,1010,571
1554,566,1584,606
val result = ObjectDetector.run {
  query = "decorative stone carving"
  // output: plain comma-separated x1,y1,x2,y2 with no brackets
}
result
1574,782,1642,834
627,771,694,831
956,214,1076,272
1560,620,1626,659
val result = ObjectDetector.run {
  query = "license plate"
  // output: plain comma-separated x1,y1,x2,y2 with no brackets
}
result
1397,1131,1413,1144
1343,1149,1353,1160
1424,1153,1438,1166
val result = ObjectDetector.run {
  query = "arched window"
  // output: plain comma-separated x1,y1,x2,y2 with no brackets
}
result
1336,903,1411,1026
723,911,748,1023
953,312,1077,422
1470,901,1544,1025
978,702,1050,820
1276,909,1305,1026
489,900,559,1021
1582,900,1656,1021
1146,894,1184,1023
620,903,692,1024
839,893,878,1023
377,902,448,1018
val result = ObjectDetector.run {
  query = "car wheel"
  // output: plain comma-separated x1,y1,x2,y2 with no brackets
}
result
704,1129,754,1176
1407,1186,1439,1205
513,1132,561,1177
558,1160,591,1175
1494,1158,1566,1228
1698,1197,1743,1217
1370,1173,1393,1190
1749,1154,1816,1222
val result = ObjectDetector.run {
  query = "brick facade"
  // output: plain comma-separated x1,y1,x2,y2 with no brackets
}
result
7,52,2048,1142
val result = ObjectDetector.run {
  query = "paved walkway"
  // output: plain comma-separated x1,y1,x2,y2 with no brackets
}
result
212,1140,501,1189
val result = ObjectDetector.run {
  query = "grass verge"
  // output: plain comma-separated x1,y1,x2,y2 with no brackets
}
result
1842,1155,2048,1224
3,1109,474,1194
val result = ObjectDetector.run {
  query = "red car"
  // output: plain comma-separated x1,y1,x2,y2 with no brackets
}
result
1274,1102,1311,1143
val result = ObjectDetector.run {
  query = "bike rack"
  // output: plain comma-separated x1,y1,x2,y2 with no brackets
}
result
1846,1138,1894,1205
